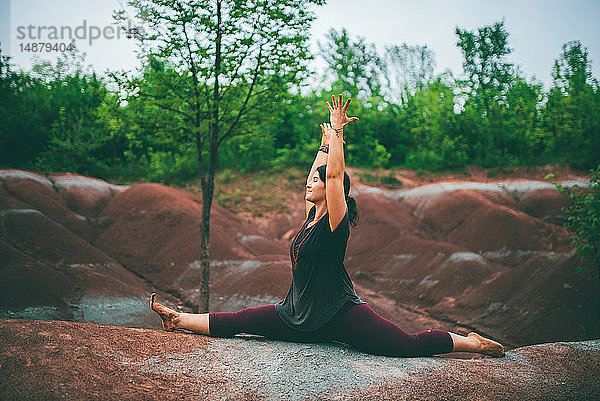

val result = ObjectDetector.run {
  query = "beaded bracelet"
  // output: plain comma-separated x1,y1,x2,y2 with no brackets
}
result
318,145,329,154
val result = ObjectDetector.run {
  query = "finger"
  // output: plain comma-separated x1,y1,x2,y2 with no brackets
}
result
338,94,342,108
326,102,333,112
331,95,337,108
350,117,359,122
342,98,351,112
320,124,325,134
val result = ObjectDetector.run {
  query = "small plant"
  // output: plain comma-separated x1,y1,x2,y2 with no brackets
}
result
548,163,600,327
549,164,600,273
357,171,402,188
487,168,499,177
219,168,238,183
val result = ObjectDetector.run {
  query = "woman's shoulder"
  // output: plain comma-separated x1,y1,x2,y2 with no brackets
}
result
323,207,350,234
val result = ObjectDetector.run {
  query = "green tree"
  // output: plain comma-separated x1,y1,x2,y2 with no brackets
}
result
456,20,515,165
103,56,200,183
0,54,54,168
114,0,324,312
0,44,113,176
501,75,544,165
318,27,380,99
405,75,467,170
542,41,600,169
31,47,111,177
379,43,436,106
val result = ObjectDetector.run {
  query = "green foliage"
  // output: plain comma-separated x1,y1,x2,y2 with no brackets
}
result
455,20,515,165
551,163,600,324
541,41,600,170
318,28,380,98
1,18,599,185
0,55,55,168
552,164,600,271
357,171,402,188
147,146,199,185
33,51,111,177
379,43,436,105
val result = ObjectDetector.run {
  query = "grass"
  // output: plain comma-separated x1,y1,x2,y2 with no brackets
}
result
356,171,403,188
184,166,306,218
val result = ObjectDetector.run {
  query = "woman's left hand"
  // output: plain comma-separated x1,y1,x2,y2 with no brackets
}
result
320,123,331,146
320,122,345,145
326,94,360,130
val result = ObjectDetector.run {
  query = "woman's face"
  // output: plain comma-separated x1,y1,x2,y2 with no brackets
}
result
305,170,325,202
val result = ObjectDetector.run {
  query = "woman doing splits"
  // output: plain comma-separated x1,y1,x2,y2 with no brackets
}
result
150,94,505,358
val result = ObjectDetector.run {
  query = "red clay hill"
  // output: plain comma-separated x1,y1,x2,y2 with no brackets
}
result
0,168,598,349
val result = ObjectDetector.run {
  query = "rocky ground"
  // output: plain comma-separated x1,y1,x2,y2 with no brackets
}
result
1,318,599,400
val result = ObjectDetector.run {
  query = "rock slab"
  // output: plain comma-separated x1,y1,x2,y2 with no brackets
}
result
1,319,599,400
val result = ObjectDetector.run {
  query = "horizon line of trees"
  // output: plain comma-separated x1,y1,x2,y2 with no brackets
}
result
1,20,599,185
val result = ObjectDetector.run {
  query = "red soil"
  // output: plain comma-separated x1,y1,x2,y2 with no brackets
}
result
1,168,598,348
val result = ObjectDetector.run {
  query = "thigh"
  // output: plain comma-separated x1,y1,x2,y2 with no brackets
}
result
321,303,419,356
210,304,316,342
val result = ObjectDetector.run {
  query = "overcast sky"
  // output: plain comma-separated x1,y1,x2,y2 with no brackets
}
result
1,0,598,90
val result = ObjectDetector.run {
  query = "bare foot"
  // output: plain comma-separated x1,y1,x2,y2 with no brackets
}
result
149,293,180,332
468,332,505,357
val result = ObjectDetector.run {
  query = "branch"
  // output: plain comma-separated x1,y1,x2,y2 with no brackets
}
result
220,21,261,99
219,85,271,124
217,92,272,146
137,91,195,121
181,19,204,128
218,43,263,145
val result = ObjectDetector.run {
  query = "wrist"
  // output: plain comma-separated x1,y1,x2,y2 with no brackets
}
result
331,127,343,141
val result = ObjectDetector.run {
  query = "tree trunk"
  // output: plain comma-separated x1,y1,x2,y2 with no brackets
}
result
197,187,211,314
196,0,222,314
597,262,600,323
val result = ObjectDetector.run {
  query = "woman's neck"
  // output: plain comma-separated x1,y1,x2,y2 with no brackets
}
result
312,201,328,225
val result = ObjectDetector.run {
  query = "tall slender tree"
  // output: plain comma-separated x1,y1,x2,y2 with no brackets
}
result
113,0,324,312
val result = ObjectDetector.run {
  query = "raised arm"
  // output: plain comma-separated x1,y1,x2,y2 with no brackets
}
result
305,124,330,219
325,94,359,231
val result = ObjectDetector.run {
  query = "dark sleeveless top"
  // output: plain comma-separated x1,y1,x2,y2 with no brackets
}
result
275,205,365,331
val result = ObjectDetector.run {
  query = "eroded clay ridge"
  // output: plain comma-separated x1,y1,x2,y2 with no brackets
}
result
0,169,598,348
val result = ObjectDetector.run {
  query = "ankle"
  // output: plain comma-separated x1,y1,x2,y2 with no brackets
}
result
172,314,181,329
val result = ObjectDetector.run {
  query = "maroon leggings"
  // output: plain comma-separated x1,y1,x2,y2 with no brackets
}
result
209,303,453,357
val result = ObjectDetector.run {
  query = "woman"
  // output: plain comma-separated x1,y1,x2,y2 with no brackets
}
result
150,95,505,358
